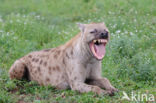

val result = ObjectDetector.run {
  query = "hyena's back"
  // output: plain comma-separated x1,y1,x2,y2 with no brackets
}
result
9,48,68,88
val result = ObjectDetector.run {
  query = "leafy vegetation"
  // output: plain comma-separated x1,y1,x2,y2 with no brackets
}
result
0,0,155,102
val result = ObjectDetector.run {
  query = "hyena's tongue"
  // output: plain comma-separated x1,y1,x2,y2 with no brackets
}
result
90,42,106,60
94,44,106,59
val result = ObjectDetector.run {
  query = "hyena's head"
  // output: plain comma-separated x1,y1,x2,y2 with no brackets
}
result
78,22,110,60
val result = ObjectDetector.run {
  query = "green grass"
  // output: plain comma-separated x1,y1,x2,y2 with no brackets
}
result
0,0,156,102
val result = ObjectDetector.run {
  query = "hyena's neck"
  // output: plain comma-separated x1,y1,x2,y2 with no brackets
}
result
64,33,95,63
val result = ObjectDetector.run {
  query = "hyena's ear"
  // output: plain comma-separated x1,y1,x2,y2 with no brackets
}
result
77,23,85,33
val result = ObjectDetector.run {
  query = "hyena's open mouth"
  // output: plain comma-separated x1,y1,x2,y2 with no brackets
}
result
89,39,107,60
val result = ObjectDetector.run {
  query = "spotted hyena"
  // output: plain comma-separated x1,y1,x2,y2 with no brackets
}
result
9,22,118,95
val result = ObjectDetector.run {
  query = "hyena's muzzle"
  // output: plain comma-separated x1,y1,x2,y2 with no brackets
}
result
89,30,109,60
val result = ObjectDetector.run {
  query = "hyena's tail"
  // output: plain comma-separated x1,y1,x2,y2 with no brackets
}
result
9,59,29,80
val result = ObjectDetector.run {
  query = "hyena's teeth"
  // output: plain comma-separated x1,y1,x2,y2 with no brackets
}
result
101,39,107,43
101,39,103,42
93,39,107,44
93,40,97,43
100,39,102,43
98,39,101,43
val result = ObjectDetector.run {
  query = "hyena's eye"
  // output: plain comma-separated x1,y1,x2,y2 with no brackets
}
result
90,29,97,34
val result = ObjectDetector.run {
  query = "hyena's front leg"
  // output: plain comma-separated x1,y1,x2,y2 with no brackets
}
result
66,62,111,95
69,81,111,95
86,78,118,94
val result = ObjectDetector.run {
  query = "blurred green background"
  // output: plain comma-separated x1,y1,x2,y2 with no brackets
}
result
0,0,156,102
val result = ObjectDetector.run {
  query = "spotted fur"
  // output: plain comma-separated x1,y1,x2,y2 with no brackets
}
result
9,23,118,95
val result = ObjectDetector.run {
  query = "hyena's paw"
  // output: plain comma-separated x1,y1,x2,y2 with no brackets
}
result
92,86,115,96
106,90,115,96
92,86,108,95
110,86,118,92
106,86,119,96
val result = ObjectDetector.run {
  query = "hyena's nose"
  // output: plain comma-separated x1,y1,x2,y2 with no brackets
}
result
100,32,108,39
